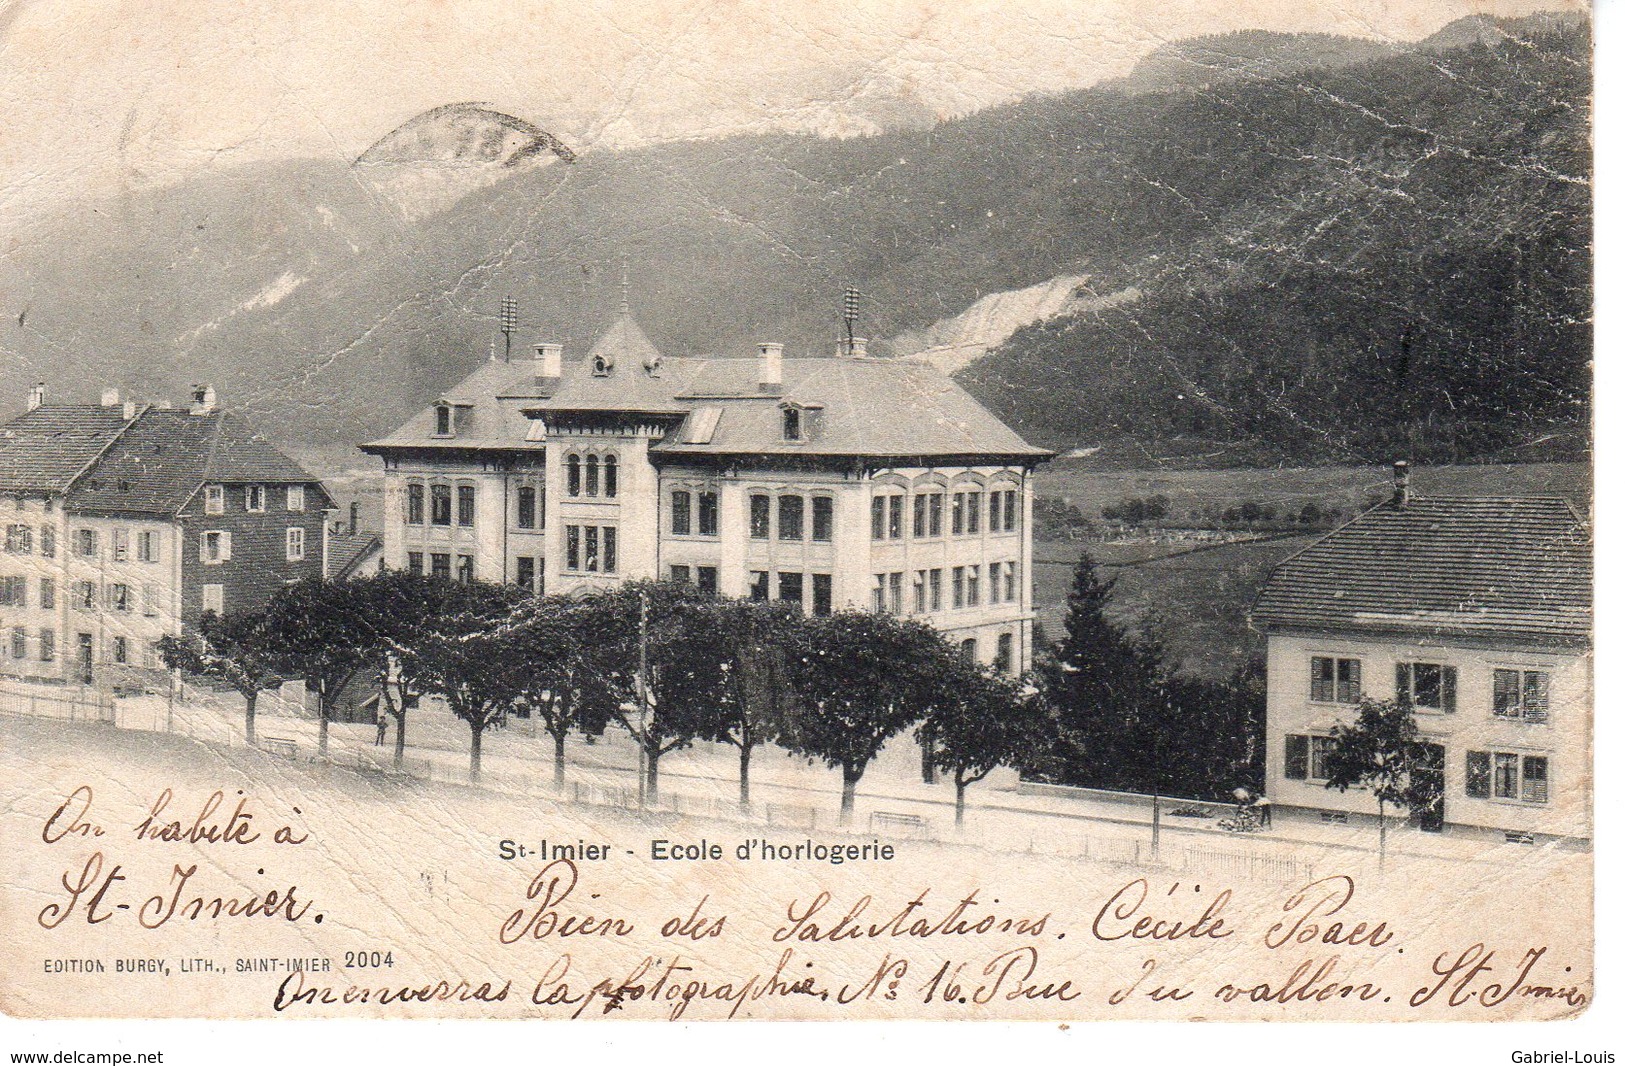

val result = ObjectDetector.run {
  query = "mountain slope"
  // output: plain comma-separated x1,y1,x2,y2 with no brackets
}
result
0,15,1590,465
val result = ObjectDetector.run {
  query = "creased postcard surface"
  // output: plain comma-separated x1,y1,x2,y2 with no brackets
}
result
0,0,1592,1022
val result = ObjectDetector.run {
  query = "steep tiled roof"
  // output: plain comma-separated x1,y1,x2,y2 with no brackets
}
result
364,315,1049,462
0,405,134,493
66,409,323,517
1252,495,1592,645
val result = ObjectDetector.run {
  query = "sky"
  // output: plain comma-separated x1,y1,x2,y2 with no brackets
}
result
0,0,1586,220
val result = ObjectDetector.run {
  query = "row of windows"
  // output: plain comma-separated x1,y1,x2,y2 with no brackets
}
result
197,529,305,564
5,627,163,669
747,570,833,616
749,494,832,542
671,490,721,537
565,525,617,574
1284,734,1550,805
1308,656,1551,721
1,575,163,616
7,525,166,563
565,453,618,499
405,552,477,583
872,563,1022,615
871,488,1020,542
405,482,477,528
203,484,305,515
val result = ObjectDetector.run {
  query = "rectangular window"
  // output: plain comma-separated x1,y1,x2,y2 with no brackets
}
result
671,491,692,536
430,553,451,580
952,493,966,535
913,571,927,614
929,568,943,612
204,485,224,515
138,530,158,562
431,484,452,526
1005,562,1018,604
1309,736,1334,781
456,555,474,584
697,566,718,597
39,577,54,610
109,583,130,612
518,486,538,529
811,497,833,542
698,492,719,536
10,627,25,659
871,497,886,541
1285,734,1310,780
517,556,537,591
966,565,980,607
1310,656,1361,703
888,571,903,613
142,583,157,617
887,495,903,540
112,528,128,561
812,573,832,616
566,526,580,571
1493,752,1519,799
750,571,770,602
929,494,943,537
1494,668,1550,722
287,485,306,512
39,628,54,663
40,526,55,558
201,530,231,564
967,491,982,535
435,406,452,436
1471,750,1549,804
602,527,617,574
457,485,476,527
407,483,425,525
913,495,928,538
779,496,805,541
1397,661,1457,712
76,580,95,609
1005,490,1020,532
407,551,424,575
872,574,886,613
779,571,804,605
202,584,223,614
995,632,1015,674
751,495,771,540
585,527,600,572
987,562,1002,604
113,636,128,664
5,524,32,554
670,564,692,585
286,527,306,561
0,576,25,607
75,529,98,558
989,491,1002,533
952,566,966,609
245,485,266,513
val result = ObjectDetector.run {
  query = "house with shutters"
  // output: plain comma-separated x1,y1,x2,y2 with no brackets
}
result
1250,464,1591,842
0,385,332,690
361,310,1051,672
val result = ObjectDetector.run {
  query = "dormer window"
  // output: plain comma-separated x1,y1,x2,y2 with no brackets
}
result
592,354,614,377
782,406,802,442
434,403,453,437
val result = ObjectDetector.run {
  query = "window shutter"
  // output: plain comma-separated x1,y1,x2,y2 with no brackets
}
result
1521,756,1549,804
1524,672,1550,723
221,532,232,562
1493,668,1518,715
1285,734,1309,780
1440,666,1457,712
1394,662,1411,704
1465,751,1491,798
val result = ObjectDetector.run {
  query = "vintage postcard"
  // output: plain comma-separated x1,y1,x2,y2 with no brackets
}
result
0,0,1598,1035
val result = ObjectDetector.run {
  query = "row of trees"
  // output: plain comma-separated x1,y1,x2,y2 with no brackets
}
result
161,574,1047,825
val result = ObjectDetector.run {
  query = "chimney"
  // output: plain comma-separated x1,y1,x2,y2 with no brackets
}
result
758,342,784,390
121,400,137,420
349,501,359,535
533,342,563,385
1392,460,1411,508
101,388,119,407
190,384,217,415
26,383,44,411
836,337,869,359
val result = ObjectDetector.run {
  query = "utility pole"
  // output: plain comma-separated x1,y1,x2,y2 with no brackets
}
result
842,286,860,356
637,587,649,808
500,296,517,362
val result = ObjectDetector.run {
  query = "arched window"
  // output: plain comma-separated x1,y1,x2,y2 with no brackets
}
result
585,454,600,496
604,454,618,498
567,454,582,497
